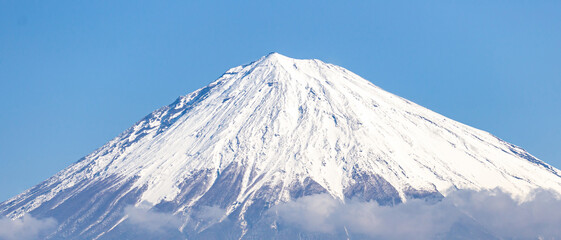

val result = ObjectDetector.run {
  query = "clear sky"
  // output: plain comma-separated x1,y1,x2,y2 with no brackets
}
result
1,1,560,202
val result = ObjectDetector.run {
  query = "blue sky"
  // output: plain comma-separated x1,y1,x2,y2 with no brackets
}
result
0,1,560,201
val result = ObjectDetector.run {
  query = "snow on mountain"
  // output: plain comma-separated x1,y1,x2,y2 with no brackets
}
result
1,52,561,239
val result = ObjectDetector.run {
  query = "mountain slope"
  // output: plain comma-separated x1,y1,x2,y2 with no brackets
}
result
2,53,561,239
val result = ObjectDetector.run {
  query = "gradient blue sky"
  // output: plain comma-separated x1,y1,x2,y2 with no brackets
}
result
1,1,560,201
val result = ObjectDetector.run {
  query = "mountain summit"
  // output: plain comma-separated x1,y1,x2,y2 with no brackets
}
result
2,53,561,239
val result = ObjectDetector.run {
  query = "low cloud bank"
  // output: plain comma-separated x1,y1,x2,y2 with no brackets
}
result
272,189,561,239
0,214,57,240
449,189,561,239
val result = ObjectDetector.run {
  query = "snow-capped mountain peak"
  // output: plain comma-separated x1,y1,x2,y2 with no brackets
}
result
2,53,561,239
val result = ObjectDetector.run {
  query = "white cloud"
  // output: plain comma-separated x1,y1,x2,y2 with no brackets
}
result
123,203,229,235
195,205,227,225
273,193,343,233
450,189,561,239
272,189,561,239
124,204,181,233
0,214,57,240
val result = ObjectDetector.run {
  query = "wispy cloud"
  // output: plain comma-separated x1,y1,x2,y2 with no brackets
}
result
272,189,561,239
194,205,227,226
0,214,57,240
123,203,228,235
124,204,181,233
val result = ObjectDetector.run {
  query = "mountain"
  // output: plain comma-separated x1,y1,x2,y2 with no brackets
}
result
2,53,561,239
